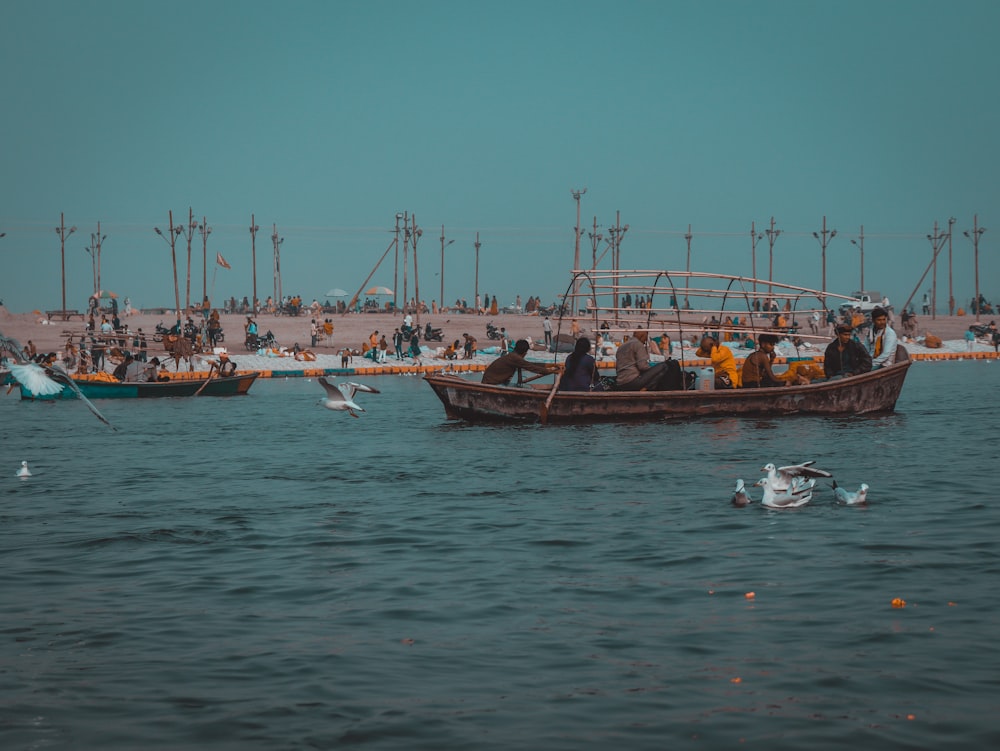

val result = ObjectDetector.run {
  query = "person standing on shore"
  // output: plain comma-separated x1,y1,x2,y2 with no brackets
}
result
542,316,552,348
393,328,404,360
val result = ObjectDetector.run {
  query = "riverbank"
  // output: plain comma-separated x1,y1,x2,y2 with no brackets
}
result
2,306,997,378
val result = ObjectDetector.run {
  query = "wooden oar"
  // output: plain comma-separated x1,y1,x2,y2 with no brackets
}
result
539,372,562,425
194,370,217,396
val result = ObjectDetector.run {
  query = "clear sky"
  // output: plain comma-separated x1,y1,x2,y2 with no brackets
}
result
1,0,997,314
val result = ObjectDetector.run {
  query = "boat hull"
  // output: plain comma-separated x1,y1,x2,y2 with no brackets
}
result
424,355,911,423
18,373,259,400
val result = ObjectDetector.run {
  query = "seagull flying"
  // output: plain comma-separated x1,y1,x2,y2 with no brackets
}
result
755,477,814,509
7,362,116,430
731,478,754,507
760,461,832,492
16,460,32,478
317,378,380,417
832,480,869,506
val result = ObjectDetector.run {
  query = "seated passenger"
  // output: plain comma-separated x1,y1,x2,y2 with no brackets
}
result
741,333,785,388
695,336,740,388
824,324,872,378
615,329,672,391
558,337,600,392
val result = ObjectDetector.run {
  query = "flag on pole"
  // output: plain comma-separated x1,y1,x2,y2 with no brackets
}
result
216,252,231,270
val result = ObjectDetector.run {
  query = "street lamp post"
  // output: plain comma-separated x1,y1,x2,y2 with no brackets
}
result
199,218,212,301
154,211,184,332
684,224,693,308
249,215,260,312
394,213,402,313
176,208,198,310
84,243,97,297
850,225,865,293
947,216,956,315
750,221,763,294
765,216,781,300
55,213,77,313
271,224,284,305
439,224,454,308
474,231,481,310
411,216,423,323
963,214,986,322
812,215,837,305
571,188,586,309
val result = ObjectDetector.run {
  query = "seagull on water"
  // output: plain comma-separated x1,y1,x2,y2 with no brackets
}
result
832,480,869,506
16,460,32,478
755,477,814,509
731,478,754,507
760,461,832,492
317,378,380,417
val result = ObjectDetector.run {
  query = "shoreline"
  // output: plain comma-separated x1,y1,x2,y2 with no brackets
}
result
2,306,998,380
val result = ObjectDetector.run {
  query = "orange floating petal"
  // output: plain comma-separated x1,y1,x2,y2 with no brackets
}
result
891,597,906,608
745,592,755,600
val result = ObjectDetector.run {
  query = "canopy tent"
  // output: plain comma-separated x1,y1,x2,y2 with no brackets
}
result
364,286,393,296
325,288,349,298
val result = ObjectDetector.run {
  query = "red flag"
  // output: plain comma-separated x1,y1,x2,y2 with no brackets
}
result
216,252,231,270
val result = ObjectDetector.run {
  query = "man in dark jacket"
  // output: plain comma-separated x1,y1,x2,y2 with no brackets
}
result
824,324,872,378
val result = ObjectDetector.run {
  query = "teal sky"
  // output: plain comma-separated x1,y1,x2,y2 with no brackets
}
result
1,0,997,313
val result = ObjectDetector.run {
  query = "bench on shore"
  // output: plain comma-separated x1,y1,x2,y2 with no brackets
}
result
45,310,85,321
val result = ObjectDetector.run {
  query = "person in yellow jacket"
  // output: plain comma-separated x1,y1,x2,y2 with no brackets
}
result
696,336,741,388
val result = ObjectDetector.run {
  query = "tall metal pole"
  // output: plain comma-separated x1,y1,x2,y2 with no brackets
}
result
271,224,283,304
184,207,196,310
412,215,422,324
402,212,410,312
812,215,837,305
684,223,692,308
94,222,106,296
249,214,259,311
947,216,956,315
926,220,946,321
199,217,211,301
964,214,986,322
851,225,865,293
154,212,183,332
439,224,453,308
750,221,763,293
571,188,586,309
55,213,77,313
474,231,481,308
588,216,602,271
765,216,781,299
393,213,402,312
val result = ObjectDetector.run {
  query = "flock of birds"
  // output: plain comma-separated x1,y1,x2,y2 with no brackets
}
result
732,461,869,509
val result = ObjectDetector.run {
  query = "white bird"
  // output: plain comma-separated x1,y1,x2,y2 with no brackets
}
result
755,477,814,509
731,478,753,507
832,480,869,505
760,461,832,492
7,361,115,429
318,378,380,417
16,460,32,478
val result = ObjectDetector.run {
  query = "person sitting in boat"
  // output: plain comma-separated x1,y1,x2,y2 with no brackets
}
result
866,307,898,369
143,357,161,382
112,353,135,382
208,351,237,378
824,323,872,378
696,336,740,389
741,334,786,388
558,337,601,392
482,339,557,386
614,329,673,391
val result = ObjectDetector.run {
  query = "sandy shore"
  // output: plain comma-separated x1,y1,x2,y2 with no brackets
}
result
2,305,997,375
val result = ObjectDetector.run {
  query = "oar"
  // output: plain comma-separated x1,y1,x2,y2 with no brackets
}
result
539,372,562,425
194,370,217,396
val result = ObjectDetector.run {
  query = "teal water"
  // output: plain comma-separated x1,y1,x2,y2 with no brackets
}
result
2,363,999,750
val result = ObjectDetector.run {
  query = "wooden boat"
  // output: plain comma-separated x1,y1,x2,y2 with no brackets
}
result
17,372,259,400
425,347,910,423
